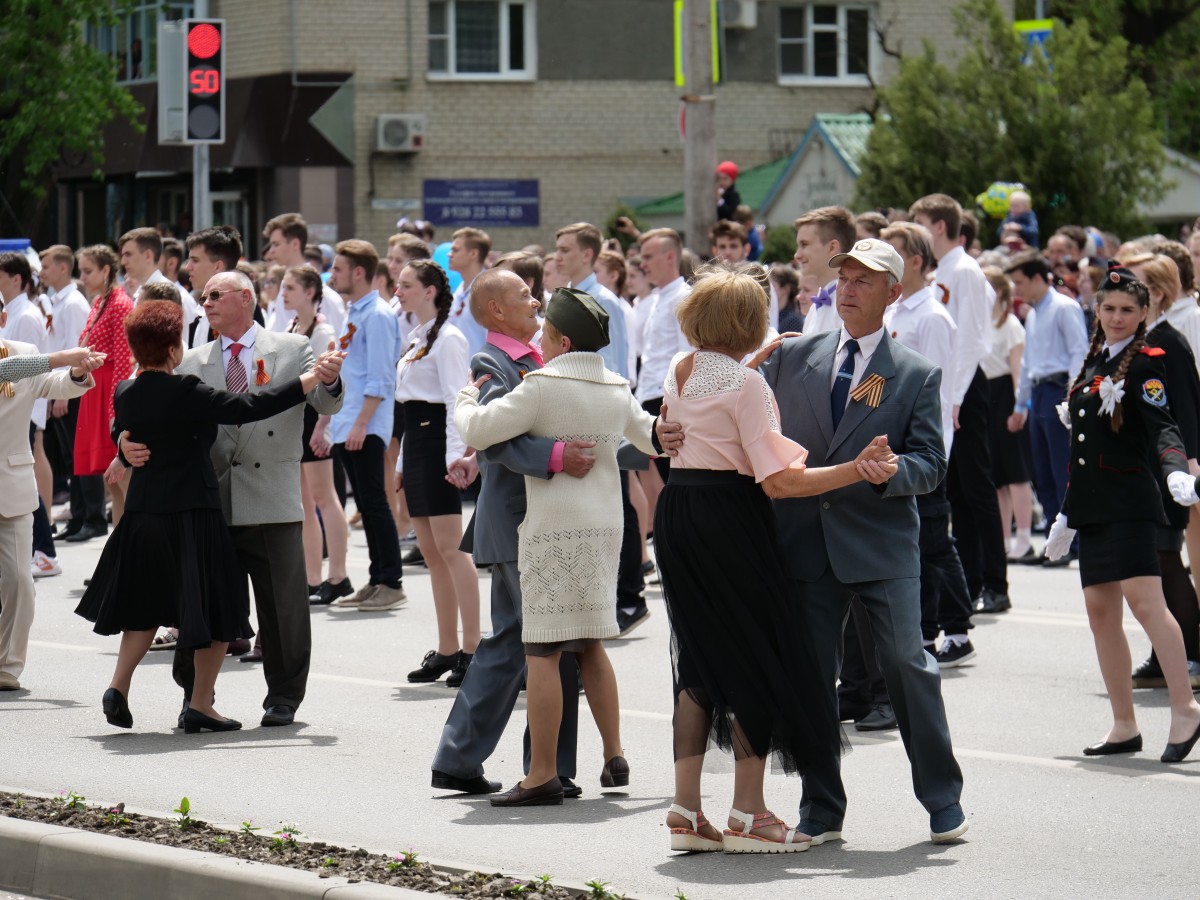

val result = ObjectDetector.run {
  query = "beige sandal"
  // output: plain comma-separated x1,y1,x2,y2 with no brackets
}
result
723,807,810,854
667,804,723,852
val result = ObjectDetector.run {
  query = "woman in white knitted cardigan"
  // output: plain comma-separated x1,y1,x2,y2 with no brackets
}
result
456,287,658,807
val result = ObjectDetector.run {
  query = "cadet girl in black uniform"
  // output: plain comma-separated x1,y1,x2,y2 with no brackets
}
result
1043,265,1200,762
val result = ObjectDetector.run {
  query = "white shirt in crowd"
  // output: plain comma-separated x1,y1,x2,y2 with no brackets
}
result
134,269,175,304
1165,295,1200,380
0,293,49,428
884,284,958,454
45,283,91,357
981,313,1024,381
393,318,469,473
320,283,347,338
931,245,994,407
265,296,297,333
802,278,845,336
635,276,693,404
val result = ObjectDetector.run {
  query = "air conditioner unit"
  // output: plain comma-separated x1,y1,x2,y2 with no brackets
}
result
375,114,426,153
721,0,757,29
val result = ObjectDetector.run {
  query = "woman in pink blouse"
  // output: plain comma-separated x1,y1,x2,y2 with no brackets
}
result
658,267,894,855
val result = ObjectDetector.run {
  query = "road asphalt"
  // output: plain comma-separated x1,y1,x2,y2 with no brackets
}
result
4,514,1200,899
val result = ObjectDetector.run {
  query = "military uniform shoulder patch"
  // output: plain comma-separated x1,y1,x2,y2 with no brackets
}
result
1139,346,1166,357
1142,378,1167,406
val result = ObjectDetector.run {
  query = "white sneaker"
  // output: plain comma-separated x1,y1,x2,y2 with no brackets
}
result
31,551,62,578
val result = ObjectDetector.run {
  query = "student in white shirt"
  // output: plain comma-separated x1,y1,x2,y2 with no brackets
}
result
261,213,346,336
792,207,855,336
118,228,177,306
393,260,479,688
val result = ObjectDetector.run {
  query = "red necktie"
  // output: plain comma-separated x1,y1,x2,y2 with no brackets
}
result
226,342,248,392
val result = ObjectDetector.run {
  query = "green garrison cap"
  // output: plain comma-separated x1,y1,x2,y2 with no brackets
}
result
544,286,610,352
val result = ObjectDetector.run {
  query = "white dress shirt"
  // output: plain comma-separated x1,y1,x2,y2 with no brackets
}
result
932,246,995,406
266,295,297,333
134,269,176,305
803,278,845,335
45,284,92,355
635,276,693,403
884,285,958,453
1165,296,1200,379
393,318,469,472
831,325,887,399
0,293,49,427
220,322,260,387
321,283,347,337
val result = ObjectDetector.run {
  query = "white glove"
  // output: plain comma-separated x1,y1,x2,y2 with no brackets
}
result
1044,513,1076,561
1167,471,1200,507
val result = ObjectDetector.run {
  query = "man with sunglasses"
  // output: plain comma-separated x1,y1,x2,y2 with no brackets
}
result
120,270,344,728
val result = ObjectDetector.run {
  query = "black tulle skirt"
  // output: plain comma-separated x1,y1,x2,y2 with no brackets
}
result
75,508,254,648
654,469,843,772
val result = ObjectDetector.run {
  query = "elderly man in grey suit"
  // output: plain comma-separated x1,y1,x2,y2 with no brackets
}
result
122,271,343,727
758,239,967,844
430,269,599,797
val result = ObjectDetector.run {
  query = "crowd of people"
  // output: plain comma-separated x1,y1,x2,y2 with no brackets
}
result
5,168,1200,850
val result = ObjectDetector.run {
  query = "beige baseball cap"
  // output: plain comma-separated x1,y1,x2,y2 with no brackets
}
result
828,238,905,281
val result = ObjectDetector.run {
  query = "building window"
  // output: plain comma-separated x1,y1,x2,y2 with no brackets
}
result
86,2,194,83
779,4,872,84
428,0,536,79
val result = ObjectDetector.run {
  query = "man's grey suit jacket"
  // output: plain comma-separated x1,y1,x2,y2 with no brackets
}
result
177,330,342,527
761,329,946,585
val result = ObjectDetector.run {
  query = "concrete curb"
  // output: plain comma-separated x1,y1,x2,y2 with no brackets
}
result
0,816,435,900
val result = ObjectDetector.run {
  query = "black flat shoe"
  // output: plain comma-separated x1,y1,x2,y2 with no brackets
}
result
600,755,630,788
408,650,458,683
182,708,242,734
1083,734,1142,756
102,688,132,729
1161,721,1200,763
489,777,563,807
431,770,501,794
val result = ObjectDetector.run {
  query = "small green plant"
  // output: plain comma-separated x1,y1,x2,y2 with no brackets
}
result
57,789,85,809
535,874,555,893
386,850,419,871
584,881,626,900
239,818,260,836
214,836,229,846
320,856,339,868
271,825,302,852
14,793,24,809
503,881,531,897
675,892,689,900
105,806,130,826
173,797,194,830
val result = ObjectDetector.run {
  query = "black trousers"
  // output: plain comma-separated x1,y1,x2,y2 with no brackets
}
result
174,521,312,710
336,435,402,586
616,471,645,608
837,597,888,705
918,481,974,639
27,423,55,557
947,367,1008,597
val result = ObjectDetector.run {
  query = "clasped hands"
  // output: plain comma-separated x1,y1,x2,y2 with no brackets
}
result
855,435,898,484
313,342,346,384
54,346,106,381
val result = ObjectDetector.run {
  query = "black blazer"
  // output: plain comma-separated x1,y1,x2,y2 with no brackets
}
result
1146,321,1200,530
1061,347,1188,528
114,372,305,515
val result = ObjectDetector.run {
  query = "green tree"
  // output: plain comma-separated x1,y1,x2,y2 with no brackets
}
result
0,0,142,236
855,0,1167,240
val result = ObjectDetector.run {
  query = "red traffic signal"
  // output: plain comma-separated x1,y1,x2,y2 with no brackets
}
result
185,19,224,143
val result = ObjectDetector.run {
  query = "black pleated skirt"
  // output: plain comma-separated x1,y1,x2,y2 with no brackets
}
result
1078,520,1161,587
987,376,1031,486
300,404,321,463
653,468,843,772
75,508,253,649
402,400,462,518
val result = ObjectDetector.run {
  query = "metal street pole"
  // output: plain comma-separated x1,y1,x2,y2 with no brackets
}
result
683,0,716,253
192,0,211,231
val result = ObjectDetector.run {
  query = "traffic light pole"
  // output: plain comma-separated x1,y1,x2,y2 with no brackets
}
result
192,0,211,231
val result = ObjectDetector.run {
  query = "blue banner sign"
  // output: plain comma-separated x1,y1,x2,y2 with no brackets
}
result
423,179,539,228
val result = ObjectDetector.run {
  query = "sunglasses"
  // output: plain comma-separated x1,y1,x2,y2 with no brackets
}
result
202,288,244,304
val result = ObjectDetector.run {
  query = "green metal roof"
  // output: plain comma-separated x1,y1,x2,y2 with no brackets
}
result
632,155,791,218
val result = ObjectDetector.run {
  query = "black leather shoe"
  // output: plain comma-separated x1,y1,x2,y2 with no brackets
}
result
1041,550,1076,568
1161,720,1200,763
445,652,472,688
102,688,133,729
560,777,582,799
975,588,1011,613
65,523,106,543
600,755,630,788
60,521,82,540
182,708,242,734
1083,734,1142,756
408,650,458,683
431,770,501,794
1131,656,1166,689
489,777,563,807
855,703,898,732
261,704,295,727
227,638,252,657
401,545,426,566
177,698,190,730
838,697,871,723
312,578,354,606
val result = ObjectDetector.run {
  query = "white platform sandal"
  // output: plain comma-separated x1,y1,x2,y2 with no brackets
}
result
667,804,724,852
723,808,811,853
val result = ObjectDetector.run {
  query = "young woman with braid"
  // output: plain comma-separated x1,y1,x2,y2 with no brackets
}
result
283,265,352,606
1122,254,1200,687
1044,265,1200,762
392,260,480,687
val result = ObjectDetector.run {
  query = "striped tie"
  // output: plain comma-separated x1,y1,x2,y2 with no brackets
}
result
226,343,248,393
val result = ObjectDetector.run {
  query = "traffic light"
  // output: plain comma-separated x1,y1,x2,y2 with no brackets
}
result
185,19,224,143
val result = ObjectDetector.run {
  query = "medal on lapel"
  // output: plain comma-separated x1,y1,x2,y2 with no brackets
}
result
339,323,356,350
0,346,12,398
850,373,885,408
256,359,270,385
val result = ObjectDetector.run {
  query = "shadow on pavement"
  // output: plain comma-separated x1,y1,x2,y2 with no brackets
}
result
77,727,339,754
653,839,962,883
0,696,84,711
392,685,463,702
1059,755,1200,777
453,795,672,826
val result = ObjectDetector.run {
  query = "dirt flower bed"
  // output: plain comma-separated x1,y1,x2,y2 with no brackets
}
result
0,790,633,899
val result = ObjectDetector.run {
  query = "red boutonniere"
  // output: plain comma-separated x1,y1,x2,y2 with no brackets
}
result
256,359,270,385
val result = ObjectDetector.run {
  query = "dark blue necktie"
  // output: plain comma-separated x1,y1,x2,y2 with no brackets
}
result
831,339,859,429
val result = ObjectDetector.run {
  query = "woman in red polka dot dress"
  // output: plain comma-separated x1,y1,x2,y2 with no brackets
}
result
74,245,134,526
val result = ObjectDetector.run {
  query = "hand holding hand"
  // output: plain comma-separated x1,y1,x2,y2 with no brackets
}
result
1167,470,1200,507
562,439,597,478
1044,513,1076,561
314,344,346,384
446,454,479,489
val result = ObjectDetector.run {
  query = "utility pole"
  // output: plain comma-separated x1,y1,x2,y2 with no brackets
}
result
682,0,716,252
192,0,211,230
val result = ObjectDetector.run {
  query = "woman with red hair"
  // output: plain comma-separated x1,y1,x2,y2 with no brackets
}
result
76,300,338,734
